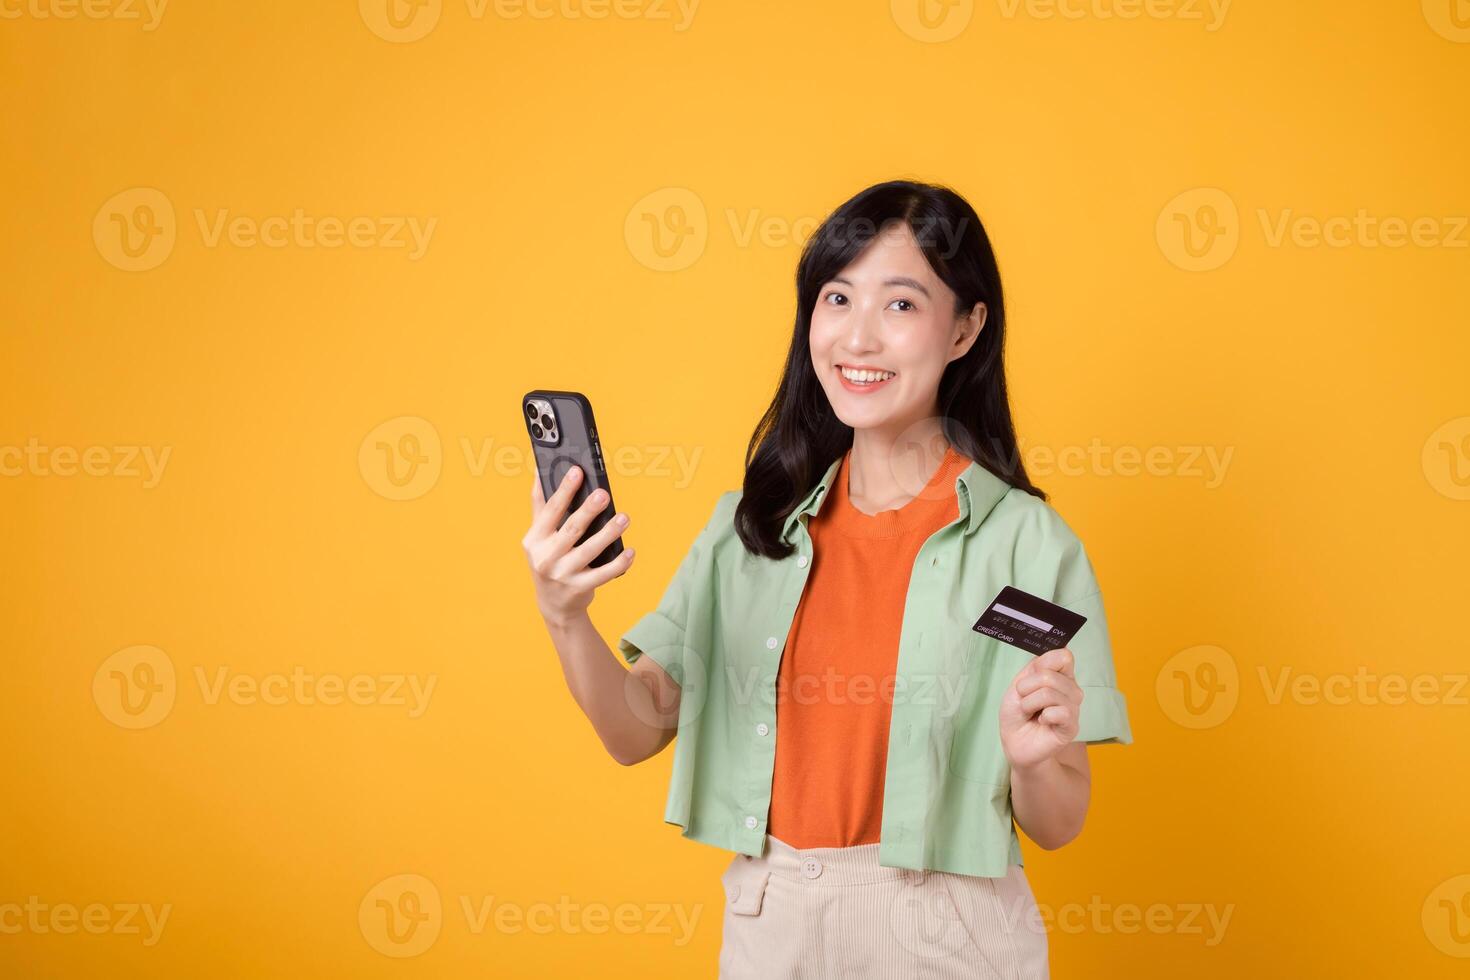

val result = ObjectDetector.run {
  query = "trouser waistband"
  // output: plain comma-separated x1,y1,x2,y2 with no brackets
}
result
746,834,928,886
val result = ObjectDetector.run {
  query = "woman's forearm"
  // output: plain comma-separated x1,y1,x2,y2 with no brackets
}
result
543,611,676,765
1009,750,1091,849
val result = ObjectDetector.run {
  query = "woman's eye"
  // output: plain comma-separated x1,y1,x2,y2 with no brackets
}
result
823,292,848,306
889,298,916,312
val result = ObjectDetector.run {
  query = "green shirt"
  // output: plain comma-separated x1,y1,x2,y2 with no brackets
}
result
617,452,1133,878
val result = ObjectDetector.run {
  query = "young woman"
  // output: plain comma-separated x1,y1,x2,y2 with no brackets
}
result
524,180,1133,979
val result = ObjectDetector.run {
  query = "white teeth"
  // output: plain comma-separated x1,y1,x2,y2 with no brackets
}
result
840,366,895,384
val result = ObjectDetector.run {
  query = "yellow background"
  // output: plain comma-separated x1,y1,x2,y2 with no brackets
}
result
3,0,1469,975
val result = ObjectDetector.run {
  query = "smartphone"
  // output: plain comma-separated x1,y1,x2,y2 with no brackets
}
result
523,389,624,568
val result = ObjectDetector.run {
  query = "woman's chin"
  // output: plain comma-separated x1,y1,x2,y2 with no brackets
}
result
831,403,900,432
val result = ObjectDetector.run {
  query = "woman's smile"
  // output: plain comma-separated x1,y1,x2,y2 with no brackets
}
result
835,363,897,393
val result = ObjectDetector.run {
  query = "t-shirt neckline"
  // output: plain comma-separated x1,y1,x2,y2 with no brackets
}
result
821,444,968,539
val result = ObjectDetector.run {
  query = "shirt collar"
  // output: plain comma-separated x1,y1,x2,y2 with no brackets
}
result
780,451,1012,543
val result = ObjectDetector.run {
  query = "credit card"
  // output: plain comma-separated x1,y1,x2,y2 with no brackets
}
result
971,586,1087,656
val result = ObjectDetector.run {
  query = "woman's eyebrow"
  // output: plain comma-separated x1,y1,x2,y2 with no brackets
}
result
829,275,932,298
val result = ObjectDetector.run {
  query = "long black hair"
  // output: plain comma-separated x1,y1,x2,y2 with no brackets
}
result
734,179,1045,560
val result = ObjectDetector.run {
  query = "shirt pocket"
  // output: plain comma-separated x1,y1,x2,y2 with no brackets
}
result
945,631,1029,787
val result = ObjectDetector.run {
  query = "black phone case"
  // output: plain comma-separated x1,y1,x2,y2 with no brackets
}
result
522,389,624,568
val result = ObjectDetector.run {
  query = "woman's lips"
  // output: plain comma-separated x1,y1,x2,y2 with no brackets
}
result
835,364,895,394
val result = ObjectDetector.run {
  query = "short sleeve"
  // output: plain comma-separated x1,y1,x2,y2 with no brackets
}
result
1055,547,1133,745
615,491,732,680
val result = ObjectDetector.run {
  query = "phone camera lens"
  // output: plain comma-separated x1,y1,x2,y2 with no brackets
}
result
526,403,540,419
531,423,543,439
540,414,555,430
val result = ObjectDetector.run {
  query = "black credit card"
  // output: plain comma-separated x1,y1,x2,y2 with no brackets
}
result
972,586,1087,656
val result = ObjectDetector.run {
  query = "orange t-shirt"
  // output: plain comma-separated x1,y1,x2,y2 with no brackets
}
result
766,443,970,848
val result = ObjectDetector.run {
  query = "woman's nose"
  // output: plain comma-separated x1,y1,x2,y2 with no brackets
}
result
845,302,882,351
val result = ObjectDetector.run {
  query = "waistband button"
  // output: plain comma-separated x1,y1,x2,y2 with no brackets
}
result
800,857,823,879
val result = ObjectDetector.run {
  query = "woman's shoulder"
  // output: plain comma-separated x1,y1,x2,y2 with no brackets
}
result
984,483,1082,542
977,486,1098,594
692,489,743,547
706,489,742,528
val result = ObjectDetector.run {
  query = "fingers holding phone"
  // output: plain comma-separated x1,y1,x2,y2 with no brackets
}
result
524,461,635,626
529,460,632,562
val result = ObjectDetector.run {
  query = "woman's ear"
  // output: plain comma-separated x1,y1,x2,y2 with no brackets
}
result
950,302,987,362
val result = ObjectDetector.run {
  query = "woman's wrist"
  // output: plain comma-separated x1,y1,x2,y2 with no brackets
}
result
542,607,591,635
1009,752,1064,781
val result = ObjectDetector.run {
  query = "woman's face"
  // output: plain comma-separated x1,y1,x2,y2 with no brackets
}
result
809,221,985,438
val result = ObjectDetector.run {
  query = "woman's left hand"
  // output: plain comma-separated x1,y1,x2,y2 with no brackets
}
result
999,647,1084,771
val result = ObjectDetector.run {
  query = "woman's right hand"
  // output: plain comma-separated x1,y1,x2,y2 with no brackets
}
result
523,463,635,627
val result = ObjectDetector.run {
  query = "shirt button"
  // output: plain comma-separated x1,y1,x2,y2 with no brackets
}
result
744,816,758,830
797,555,809,568
766,636,778,650
800,857,823,879
756,723,770,736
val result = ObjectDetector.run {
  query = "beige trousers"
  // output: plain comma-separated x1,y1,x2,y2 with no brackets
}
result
718,834,1049,979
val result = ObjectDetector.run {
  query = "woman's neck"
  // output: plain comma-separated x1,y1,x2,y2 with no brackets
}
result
846,424,953,516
